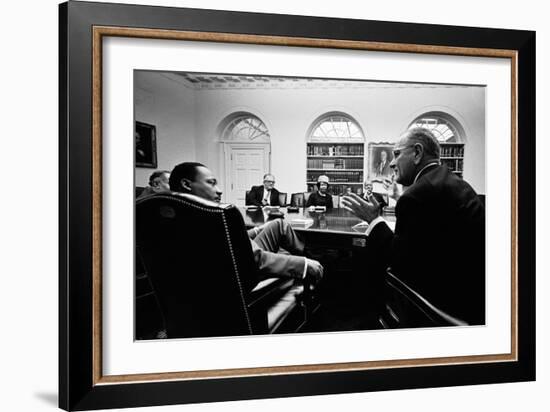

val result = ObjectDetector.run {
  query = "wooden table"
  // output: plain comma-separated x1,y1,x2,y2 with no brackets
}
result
240,207,395,250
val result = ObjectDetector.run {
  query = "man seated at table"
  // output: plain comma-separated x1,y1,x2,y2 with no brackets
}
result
247,174,282,207
169,162,323,283
306,175,334,210
342,128,485,325
362,180,387,210
137,170,170,199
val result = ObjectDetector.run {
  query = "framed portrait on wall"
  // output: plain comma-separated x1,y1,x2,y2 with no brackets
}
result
135,120,157,168
59,1,535,410
368,142,394,181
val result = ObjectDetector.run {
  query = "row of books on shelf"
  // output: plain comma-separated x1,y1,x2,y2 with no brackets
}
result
307,171,364,183
307,158,364,169
441,158,464,171
440,145,464,157
307,144,364,156
305,185,363,196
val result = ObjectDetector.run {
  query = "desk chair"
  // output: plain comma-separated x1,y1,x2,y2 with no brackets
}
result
278,192,288,207
378,271,468,328
290,192,305,207
136,192,312,338
290,192,312,207
135,186,145,198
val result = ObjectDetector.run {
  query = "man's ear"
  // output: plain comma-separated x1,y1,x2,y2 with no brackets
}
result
180,178,192,191
413,143,424,165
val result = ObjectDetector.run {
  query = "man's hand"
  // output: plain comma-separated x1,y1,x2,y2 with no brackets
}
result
341,193,381,223
305,257,324,284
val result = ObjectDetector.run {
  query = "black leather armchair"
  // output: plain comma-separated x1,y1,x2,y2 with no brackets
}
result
378,271,468,329
136,192,312,339
290,192,311,207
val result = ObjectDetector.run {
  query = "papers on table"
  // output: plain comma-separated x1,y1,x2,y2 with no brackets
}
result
289,218,314,229
352,219,396,233
351,221,369,233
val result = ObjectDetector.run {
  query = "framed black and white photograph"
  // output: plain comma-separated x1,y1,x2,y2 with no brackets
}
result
367,142,394,181
59,1,536,410
135,120,157,168
134,71,488,341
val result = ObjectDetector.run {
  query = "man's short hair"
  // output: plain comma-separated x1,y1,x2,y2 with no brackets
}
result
406,127,441,159
263,174,274,181
148,170,170,186
169,162,205,192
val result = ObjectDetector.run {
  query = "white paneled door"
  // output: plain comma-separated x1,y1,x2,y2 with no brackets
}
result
224,143,270,206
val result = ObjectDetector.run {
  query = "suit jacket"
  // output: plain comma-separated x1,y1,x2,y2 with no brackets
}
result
367,164,485,325
247,185,282,207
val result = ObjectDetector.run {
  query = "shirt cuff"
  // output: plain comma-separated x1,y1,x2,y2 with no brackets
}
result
365,216,386,236
302,257,308,279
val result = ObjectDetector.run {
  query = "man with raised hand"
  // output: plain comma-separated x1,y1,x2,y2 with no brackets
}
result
342,128,485,325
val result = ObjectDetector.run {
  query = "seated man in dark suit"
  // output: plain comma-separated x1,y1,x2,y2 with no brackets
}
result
137,170,170,199
362,180,387,210
169,163,323,283
306,175,333,209
342,128,485,325
247,174,282,207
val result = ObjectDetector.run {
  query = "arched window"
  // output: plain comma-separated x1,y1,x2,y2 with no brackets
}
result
409,114,462,143
409,113,465,177
306,114,365,195
222,114,270,142
309,114,364,142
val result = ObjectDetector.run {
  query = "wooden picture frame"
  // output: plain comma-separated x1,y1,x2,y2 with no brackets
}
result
135,120,158,168
367,142,394,181
59,1,535,410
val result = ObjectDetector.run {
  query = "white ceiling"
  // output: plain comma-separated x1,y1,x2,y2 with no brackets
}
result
162,72,477,91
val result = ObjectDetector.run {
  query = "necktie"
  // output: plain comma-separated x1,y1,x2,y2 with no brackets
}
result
263,190,271,205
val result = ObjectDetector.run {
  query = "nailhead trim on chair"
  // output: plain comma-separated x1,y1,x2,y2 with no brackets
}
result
138,194,254,335
221,213,254,334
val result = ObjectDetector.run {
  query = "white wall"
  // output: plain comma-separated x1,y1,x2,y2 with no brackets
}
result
142,79,486,195
134,71,197,186
2,1,547,412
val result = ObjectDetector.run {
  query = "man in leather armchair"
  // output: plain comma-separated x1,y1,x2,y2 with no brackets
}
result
168,162,324,284
247,174,282,207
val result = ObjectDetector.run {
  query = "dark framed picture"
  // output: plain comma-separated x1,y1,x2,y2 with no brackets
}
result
368,142,395,181
59,1,535,410
135,120,157,168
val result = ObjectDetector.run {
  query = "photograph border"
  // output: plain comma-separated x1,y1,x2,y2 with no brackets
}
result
59,1,535,410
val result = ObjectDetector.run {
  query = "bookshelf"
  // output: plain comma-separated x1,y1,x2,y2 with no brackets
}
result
306,142,365,195
440,142,464,178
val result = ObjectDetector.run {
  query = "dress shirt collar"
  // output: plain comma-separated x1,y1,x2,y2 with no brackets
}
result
413,162,439,184
262,188,271,204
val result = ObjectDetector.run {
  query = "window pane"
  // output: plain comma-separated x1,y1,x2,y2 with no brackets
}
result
309,115,364,142
410,116,459,143
223,116,270,141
